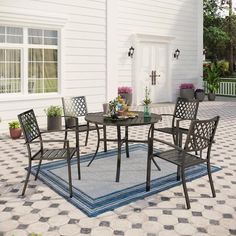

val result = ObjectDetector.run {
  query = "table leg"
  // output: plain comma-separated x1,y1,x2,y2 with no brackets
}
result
125,126,129,158
116,125,121,182
146,124,154,191
87,124,100,167
103,125,107,152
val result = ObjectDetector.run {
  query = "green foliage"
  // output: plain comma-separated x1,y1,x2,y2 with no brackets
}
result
203,0,235,65
8,120,20,129
143,87,151,105
44,106,62,117
203,63,221,93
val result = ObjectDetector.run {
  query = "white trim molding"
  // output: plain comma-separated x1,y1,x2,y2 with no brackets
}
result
106,0,118,101
0,6,68,28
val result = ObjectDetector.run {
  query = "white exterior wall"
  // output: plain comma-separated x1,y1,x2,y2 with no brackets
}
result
0,0,203,131
115,0,203,101
0,0,107,130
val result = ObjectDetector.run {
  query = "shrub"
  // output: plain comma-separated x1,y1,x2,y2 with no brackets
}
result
44,106,62,117
8,120,20,129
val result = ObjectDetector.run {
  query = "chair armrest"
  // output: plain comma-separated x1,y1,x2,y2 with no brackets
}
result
152,137,183,151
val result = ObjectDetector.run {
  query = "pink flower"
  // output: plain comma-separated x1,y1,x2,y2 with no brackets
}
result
118,86,133,94
180,83,194,89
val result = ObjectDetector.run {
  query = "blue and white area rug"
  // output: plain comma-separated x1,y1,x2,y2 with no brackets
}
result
31,144,220,217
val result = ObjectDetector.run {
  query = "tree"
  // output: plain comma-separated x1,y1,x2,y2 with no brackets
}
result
204,0,229,61
204,0,236,74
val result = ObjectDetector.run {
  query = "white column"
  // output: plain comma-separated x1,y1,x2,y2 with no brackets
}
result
197,0,204,88
106,0,118,101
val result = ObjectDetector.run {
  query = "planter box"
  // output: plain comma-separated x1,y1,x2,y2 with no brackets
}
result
208,93,216,101
180,89,194,99
195,91,205,102
47,116,62,131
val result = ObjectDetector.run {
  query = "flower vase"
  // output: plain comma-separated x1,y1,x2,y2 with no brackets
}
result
144,105,150,117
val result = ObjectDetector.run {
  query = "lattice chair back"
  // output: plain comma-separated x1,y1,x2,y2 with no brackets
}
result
18,109,41,144
174,97,199,120
62,96,88,118
184,116,219,152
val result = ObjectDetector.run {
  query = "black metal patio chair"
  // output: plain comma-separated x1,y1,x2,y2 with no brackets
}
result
62,96,107,166
147,116,220,209
155,97,199,147
18,109,80,198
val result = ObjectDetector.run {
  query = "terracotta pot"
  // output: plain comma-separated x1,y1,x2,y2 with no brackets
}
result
47,116,62,131
9,128,22,139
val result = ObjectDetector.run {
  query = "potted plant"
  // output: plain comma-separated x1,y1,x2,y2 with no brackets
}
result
118,86,133,106
44,106,62,131
179,83,195,99
194,88,205,102
143,86,152,117
203,63,221,101
9,120,22,139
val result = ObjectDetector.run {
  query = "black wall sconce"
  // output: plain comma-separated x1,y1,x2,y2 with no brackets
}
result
128,46,135,58
174,49,180,59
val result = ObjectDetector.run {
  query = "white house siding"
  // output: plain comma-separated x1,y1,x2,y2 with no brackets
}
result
0,0,203,131
0,0,106,130
116,0,203,101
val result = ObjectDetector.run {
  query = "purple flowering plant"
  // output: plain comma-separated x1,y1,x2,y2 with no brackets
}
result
118,86,132,94
179,83,194,89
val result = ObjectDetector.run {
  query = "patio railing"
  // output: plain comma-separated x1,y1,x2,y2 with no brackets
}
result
204,78,236,97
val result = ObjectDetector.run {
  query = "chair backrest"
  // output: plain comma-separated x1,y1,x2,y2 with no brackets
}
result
173,97,199,120
18,109,41,143
184,116,220,152
62,96,88,117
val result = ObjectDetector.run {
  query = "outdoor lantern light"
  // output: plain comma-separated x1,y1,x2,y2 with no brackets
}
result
128,46,135,58
174,49,180,59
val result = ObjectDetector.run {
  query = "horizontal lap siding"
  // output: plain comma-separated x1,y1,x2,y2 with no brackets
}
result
0,0,106,130
117,0,200,98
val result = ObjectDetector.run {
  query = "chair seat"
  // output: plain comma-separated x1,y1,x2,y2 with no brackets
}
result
154,149,206,167
33,148,77,160
155,127,189,135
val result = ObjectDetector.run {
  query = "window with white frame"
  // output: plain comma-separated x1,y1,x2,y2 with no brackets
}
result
0,25,59,95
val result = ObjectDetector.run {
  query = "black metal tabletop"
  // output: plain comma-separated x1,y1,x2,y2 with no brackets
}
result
85,112,162,126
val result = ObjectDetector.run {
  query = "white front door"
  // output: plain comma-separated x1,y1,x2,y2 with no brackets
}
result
136,42,169,104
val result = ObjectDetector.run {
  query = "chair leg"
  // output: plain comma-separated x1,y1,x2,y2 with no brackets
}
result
63,131,68,149
85,130,89,146
67,159,72,198
181,168,191,209
177,166,181,181
207,161,216,197
22,160,32,196
35,159,43,180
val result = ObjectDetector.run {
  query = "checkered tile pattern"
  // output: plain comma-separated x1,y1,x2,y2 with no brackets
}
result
0,100,236,236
